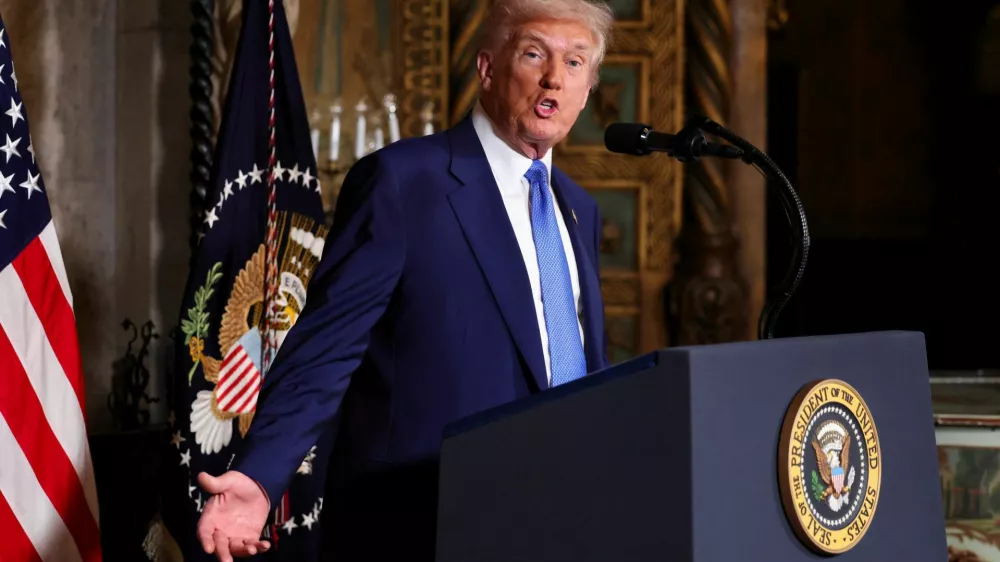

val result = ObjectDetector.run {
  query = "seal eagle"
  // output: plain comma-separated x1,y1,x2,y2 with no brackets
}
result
812,433,851,500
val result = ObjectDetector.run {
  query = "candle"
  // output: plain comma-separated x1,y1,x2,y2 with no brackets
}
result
374,126,384,150
384,93,400,143
329,101,342,163
420,101,434,136
309,108,322,162
354,97,369,160
388,114,400,143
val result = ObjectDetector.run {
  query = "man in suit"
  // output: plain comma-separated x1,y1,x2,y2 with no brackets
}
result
196,0,615,560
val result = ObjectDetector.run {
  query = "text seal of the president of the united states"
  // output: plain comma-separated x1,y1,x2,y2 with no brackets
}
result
778,379,882,555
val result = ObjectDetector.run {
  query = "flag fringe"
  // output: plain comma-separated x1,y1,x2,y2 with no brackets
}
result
142,516,184,561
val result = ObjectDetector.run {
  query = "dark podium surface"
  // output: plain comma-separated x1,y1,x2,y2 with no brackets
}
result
435,331,947,561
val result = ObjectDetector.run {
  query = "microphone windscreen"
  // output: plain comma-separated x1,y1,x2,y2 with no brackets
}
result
604,122,651,155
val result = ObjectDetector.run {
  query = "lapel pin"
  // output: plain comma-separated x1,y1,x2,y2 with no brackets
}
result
571,209,578,225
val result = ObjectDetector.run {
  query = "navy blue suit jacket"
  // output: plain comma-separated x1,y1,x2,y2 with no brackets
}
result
231,116,607,558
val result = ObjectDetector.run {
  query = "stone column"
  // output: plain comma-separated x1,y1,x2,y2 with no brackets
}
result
667,0,771,344
2,0,194,432
667,0,749,345
2,0,119,430
115,0,194,431
729,0,770,341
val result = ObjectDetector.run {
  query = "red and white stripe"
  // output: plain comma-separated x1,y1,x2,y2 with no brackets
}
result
215,344,262,414
0,221,102,562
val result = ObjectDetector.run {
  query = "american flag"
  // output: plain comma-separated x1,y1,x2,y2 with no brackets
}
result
0,13,103,562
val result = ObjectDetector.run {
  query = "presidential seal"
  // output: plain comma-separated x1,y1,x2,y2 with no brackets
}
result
778,379,882,555
184,211,327,455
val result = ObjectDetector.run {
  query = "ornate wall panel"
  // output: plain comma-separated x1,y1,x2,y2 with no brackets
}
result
395,0,450,137
553,0,686,357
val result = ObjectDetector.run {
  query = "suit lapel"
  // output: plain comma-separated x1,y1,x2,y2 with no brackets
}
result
446,118,549,392
550,170,605,373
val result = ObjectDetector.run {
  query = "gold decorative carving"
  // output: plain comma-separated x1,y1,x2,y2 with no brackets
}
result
686,0,731,235
562,54,650,153
590,80,627,130
667,234,747,344
767,0,790,31
601,277,641,308
643,3,684,273
448,0,488,125
397,0,450,138
613,0,653,28
600,218,623,255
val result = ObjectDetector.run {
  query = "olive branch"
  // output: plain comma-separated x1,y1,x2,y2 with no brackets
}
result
180,262,223,382
810,470,826,502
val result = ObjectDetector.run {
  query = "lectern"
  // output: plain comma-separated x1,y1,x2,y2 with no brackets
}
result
435,331,947,561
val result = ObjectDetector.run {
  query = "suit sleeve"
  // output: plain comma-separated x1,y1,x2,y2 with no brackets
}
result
592,203,610,368
229,153,405,505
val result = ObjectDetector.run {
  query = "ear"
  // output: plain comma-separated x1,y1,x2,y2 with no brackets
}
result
477,51,493,91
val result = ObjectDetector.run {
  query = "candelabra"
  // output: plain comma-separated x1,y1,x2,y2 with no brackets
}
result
309,93,436,224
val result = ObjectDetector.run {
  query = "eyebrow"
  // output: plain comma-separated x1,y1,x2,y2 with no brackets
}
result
518,30,592,53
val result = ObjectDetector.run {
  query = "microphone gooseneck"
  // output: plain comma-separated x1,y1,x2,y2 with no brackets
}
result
604,118,810,340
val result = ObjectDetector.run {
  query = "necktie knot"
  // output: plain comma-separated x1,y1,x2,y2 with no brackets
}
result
524,160,548,188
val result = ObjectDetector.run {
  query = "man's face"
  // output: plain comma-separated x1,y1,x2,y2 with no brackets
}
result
478,19,596,158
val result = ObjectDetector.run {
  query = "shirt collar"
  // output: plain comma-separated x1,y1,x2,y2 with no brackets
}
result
471,101,553,184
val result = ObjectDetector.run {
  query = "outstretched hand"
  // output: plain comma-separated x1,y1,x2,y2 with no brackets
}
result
196,471,272,561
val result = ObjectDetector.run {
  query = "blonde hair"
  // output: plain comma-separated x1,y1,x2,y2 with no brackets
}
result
479,0,615,83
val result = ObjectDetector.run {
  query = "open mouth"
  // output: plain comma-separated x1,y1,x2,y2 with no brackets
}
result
535,98,559,118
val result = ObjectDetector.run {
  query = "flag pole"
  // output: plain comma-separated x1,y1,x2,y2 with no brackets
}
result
263,0,280,374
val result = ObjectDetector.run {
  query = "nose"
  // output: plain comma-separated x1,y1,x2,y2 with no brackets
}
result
540,61,564,91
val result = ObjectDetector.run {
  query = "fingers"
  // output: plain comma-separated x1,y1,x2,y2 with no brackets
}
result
228,537,271,557
199,518,269,559
197,523,216,554
197,506,217,554
214,529,233,562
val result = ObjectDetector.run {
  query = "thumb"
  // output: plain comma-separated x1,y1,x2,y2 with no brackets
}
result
197,471,233,495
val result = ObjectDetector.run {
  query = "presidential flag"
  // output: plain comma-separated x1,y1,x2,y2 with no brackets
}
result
0,12,103,562
157,0,333,559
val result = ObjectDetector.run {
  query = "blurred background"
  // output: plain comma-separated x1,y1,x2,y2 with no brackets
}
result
0,0,998,559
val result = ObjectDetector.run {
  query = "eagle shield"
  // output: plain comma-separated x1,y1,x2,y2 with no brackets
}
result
832,466,845,493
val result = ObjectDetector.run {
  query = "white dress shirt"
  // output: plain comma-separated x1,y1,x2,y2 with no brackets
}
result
470,102,584,385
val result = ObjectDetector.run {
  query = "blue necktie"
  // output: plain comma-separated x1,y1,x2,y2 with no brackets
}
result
524,160,586,387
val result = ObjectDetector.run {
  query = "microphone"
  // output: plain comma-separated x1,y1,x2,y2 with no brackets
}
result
603,117,810,340
604,122,743,161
